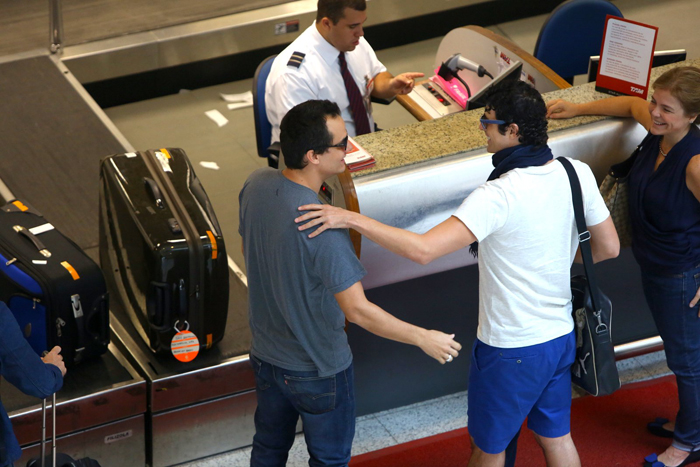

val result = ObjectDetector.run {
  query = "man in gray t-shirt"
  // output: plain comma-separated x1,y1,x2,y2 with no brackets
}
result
239,100,461,467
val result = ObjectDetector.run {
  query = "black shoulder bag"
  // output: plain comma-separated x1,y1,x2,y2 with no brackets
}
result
558,157,621,397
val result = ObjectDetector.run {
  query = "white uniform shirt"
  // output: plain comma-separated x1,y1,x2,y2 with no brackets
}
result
453,158,610,348
265,23,387,143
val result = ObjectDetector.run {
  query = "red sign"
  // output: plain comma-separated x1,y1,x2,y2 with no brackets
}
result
595,16,658,99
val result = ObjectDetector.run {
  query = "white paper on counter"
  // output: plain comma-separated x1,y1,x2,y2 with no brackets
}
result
205,109,228,127
199,161,220,170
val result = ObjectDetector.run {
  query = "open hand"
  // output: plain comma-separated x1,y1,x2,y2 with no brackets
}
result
296,204,354,238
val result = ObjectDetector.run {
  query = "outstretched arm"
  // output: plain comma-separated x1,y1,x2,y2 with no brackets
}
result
296,204,476,265
336,282,462,364
546,96,651,130
372,71,425,99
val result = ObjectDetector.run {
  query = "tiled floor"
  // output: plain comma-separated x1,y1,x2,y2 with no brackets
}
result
103,0,698,465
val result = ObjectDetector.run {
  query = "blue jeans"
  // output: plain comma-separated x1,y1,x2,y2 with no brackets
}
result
249,355,355,467
642,265,700,451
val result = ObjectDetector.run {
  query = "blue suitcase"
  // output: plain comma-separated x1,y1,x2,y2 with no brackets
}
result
0,200,109,366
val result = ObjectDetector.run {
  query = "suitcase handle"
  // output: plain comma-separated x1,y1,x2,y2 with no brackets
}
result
13,226,51,258
147,282,171,332
86,294,109,345
143,177,165,209
146,280,187,332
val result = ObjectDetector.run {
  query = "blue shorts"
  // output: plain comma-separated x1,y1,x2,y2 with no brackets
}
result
467,330,576,454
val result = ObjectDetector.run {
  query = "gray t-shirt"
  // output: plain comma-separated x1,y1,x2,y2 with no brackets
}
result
239,168,366,376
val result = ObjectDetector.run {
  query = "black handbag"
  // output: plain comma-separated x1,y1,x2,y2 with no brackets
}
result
558,157,621,397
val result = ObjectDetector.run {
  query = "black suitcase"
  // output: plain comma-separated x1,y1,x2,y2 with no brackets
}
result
27,393,102,467
99,148,228,355
0,200,109,367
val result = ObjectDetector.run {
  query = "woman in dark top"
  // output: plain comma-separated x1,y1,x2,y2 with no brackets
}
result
547,66,700,467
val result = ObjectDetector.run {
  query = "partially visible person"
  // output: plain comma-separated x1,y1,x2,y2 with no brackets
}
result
239,99,461,467
265,0,423,147
296,80,620,467
0,301,65,467
548,66,700,467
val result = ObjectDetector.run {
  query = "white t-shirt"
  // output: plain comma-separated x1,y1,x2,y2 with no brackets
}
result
265,23,386,143
453,158,610,348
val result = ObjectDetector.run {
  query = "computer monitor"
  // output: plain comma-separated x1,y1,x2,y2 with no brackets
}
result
467,60,523,110
587,49,687,83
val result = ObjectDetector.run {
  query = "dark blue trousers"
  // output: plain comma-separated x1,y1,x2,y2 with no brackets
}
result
642,265,700,451
249,355,355,467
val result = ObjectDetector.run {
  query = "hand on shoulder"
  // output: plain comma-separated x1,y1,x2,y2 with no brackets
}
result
296,204,355,238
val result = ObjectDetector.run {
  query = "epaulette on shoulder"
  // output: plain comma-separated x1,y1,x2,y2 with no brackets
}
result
287,52,306,69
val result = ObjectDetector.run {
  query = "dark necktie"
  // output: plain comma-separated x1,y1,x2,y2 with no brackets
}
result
338,52,371,135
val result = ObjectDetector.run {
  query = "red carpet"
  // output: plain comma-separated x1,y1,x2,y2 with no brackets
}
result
350,376,679,467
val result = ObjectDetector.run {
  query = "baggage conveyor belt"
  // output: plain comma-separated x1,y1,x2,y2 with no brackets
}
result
0,51,255,466
0,52,131,251
0,50,150,465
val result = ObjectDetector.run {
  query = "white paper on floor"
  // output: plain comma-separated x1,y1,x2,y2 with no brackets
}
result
199,161,220,170
205,109,228,127
220,90,253,104
227,102,252,110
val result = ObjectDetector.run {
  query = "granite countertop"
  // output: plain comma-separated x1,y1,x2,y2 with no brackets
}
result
353,58,700,178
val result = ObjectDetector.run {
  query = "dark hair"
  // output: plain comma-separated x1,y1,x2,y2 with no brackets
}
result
483,80,548,147
280,100,341,169
653,66,700,124
317,0,366,23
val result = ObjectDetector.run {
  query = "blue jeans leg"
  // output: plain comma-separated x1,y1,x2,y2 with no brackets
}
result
249,356,355,467
295,364,355,467
250,356,299,467
642,266,700,450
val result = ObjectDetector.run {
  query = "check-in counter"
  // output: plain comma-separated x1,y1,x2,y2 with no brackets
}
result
348,58,700,288
332,58,700,414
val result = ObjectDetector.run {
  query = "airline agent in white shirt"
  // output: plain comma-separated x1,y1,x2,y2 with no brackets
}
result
265,0,423,150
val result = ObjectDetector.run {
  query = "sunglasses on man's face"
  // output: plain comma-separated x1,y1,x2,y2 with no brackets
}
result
326,134,350,152
479,115,506,131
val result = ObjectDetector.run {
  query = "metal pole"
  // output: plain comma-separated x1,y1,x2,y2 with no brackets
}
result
40,398,46,467
614,335,664,360
52,393,56,467
48,0,64,54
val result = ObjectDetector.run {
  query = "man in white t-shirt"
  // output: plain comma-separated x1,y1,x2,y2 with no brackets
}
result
294,80,620,467
265,0,423,161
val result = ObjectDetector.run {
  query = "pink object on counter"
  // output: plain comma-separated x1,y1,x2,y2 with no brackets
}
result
430,67,469,109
